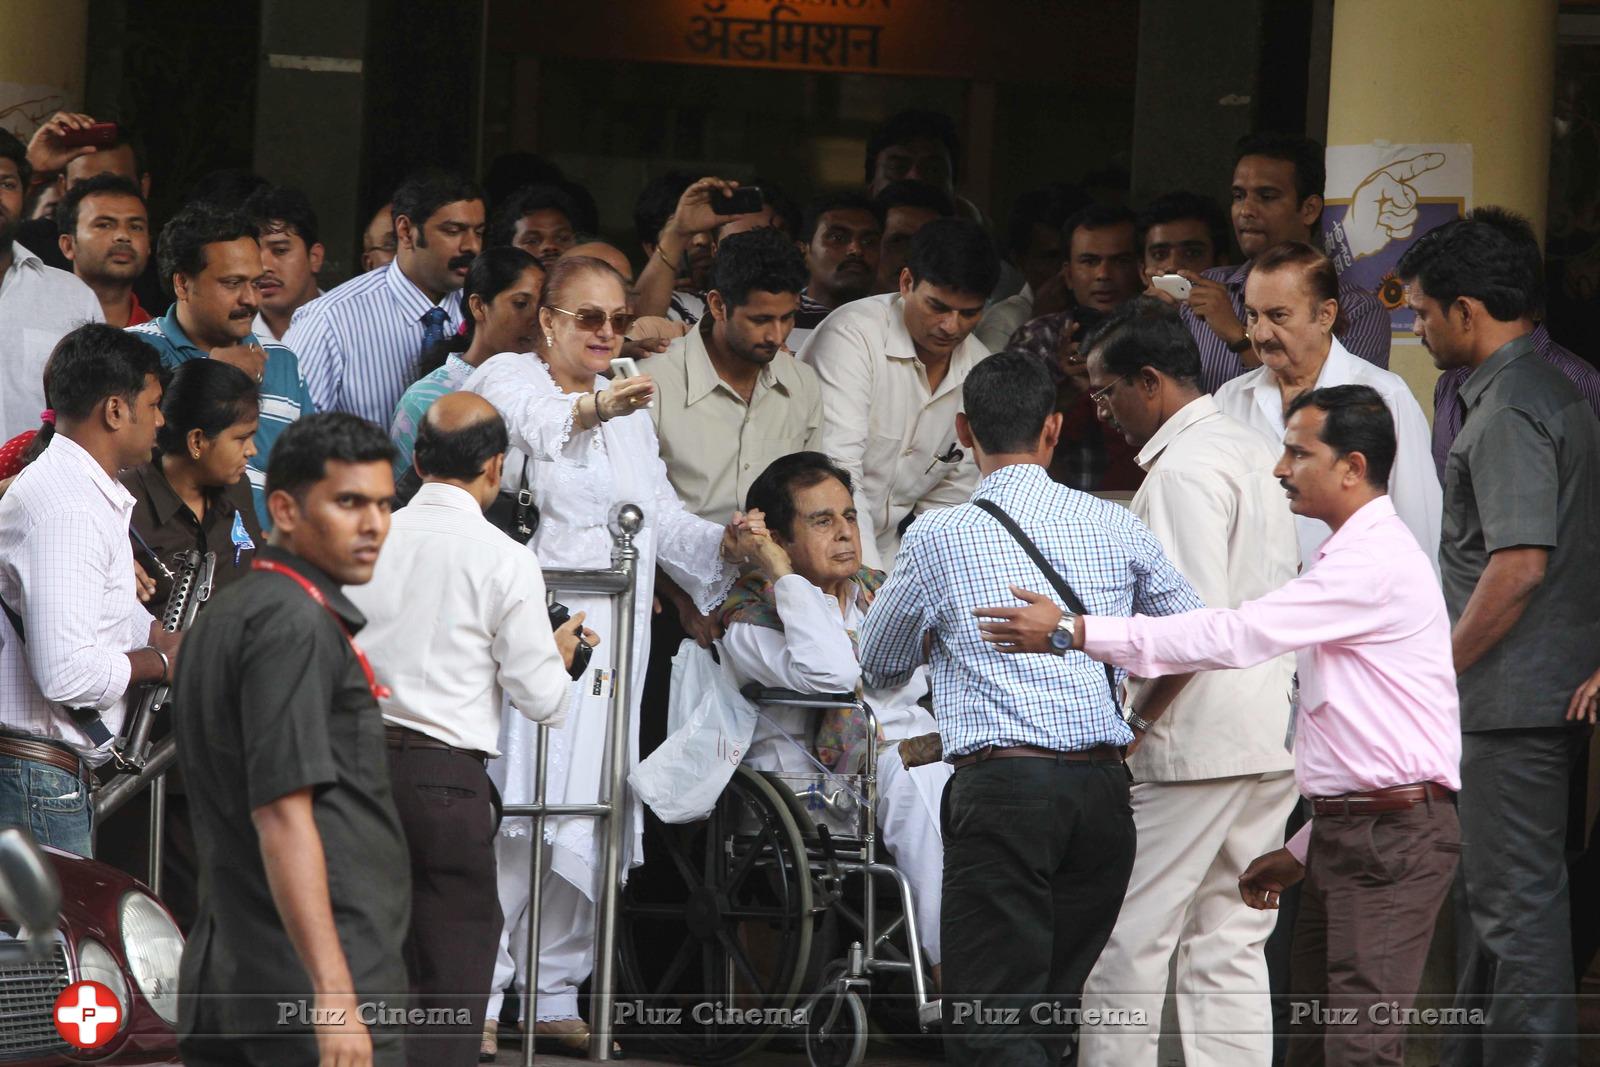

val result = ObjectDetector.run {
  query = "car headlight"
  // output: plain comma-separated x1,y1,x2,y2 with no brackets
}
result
119,891,183,1025
76,937,130,1031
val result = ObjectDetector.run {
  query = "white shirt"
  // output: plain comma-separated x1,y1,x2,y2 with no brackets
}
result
1123,395,1299,782
252,289,321,345
0,243,104,441
346,482,571,754
284,262,463,425
721,573,934,772
798,293,985,570
0,434,147,759
973,282,1033,353
1214,336,1442,571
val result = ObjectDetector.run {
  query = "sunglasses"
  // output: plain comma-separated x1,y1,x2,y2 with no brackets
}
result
548,305,638,334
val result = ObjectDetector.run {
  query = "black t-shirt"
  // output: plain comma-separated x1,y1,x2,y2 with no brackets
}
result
16,215,166,315
173,545,408,1063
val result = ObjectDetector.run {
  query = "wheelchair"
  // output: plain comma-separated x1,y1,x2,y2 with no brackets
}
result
617,686,941,1066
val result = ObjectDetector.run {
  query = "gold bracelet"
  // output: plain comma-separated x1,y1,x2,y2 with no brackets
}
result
654,243,678,271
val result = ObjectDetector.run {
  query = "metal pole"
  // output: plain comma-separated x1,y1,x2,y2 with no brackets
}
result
861,703,877,979
589,503,642,1060
520,721,548,1067
146,772,166,896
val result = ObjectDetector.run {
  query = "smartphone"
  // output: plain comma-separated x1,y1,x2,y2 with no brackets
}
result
608,356,653,407
58,122,119,149
1151,273,1193,301
713,186,764,216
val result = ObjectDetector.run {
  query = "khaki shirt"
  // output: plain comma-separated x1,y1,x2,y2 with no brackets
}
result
798,293,984,570
649,321,823,525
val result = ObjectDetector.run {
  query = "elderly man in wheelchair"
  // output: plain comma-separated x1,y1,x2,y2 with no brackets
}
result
716,451,951,988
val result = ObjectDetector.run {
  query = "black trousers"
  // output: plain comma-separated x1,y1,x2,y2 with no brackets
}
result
1444,726,1586,1067
940,755,1136,1067
388,742,502,1067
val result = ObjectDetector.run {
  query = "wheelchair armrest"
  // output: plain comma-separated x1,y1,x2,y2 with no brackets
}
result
739,684,859,709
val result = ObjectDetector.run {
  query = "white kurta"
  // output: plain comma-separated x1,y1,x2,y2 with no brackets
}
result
466,351,732,898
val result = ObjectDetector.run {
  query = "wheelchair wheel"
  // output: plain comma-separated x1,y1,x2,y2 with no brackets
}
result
619,765,815,1063
804,988,867,1067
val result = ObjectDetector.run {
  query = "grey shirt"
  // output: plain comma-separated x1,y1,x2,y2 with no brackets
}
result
1441,335,1600,731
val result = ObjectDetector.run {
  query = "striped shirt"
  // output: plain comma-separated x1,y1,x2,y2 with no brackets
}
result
127,308,315,526
859,462,1203,757
1181,260,1392,395
389,353,473,483
283,261,464,425
1431,323,1600,481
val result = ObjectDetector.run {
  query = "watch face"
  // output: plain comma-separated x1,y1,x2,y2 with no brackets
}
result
1049,627,1073,653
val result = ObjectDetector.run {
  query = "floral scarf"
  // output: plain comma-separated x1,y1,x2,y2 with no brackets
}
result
719,566,886,773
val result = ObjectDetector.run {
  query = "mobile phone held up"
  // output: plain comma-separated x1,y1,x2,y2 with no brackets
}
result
713,186,764,216
1151,273,1193,301
608,356,653,408
58,122,119,150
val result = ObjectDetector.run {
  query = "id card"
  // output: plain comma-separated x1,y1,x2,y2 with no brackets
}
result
1283,672,1300,752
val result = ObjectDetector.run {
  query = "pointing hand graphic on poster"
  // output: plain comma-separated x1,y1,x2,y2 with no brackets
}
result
1340,152,1447,258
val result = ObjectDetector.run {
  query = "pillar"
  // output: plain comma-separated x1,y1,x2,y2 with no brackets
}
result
1325,0,1558,410
0,0,87,137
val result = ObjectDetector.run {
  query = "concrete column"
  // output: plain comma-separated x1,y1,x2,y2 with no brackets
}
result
1325,0,1557,416
0,0,87,136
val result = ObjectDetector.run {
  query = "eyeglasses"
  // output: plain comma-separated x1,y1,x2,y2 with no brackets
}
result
1089,375,1134,408
547,305,638,335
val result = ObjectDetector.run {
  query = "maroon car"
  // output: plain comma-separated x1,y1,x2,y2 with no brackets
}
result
0,843,181,1065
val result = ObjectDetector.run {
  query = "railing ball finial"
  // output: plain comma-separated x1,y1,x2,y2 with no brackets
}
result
610,502,644,541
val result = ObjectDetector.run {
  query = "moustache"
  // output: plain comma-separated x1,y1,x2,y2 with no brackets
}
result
1278,478,1296,495
228,308,256,320
838,258,868,272
447,254,475,271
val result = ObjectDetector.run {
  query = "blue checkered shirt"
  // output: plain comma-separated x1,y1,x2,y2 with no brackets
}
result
859,463,1203,756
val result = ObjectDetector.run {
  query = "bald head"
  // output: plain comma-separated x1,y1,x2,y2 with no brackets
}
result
563,240,634,282
413,393,510,508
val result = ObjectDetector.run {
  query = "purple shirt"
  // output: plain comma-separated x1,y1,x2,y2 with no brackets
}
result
1431,323,1600,482
1082,495,1460,862
1181,260,1392,395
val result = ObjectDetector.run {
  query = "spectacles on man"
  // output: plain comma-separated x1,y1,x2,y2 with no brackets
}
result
1089,375,1134,409
547,306,638,334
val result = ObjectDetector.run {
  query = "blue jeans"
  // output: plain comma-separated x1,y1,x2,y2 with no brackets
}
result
0,752,93,857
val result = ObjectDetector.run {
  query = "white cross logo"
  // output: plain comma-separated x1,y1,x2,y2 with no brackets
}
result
53,980,121,1049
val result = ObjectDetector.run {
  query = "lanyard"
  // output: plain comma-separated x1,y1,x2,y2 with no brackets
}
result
251,559,391,701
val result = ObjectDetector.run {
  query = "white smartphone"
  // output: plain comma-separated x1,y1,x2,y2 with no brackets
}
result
1151,273,1193,301
608,356,652,407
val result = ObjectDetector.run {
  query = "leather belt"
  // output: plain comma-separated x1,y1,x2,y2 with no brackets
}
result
0,732,85,780
383,724,490,764
951,743,1123,770
1311,780,1454,816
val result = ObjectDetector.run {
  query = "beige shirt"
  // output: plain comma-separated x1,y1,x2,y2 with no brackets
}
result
1124,395,1299,782
648,320,823,525
798,293,984,570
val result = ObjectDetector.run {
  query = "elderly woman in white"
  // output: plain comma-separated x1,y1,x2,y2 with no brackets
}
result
466,256,762,1054
718,450,950,987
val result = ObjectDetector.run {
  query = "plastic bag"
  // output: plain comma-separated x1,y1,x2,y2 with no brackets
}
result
629,640,758,823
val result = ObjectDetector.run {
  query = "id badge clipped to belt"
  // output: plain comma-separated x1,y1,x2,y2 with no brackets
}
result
1283,672,1300,753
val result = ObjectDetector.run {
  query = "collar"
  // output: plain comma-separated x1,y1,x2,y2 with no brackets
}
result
130,462,235,527
1314,494,1397,562
44,433,136,512
681,320,794,404
1459,333,1537,410
1223,260,1253,289
409,480,485,514
254,544,367,631
974,461,1049,497
798,287,830,315
383,260,453,322
1017,281,1034,305
5,241,44,276
127,289,151,326
155,305,264,358
1136,394,1221,470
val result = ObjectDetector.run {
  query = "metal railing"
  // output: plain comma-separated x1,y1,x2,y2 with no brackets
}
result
500,501,643,1064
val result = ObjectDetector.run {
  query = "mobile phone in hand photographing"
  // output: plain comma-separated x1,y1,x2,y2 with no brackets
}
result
1151,273,1193,301
608,356,653,408
713,186,764,216
58,122,119,149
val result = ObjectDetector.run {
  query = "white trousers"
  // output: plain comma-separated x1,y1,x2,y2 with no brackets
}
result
1078,771,1299,1067
486,833,595,1023
875,744,950,966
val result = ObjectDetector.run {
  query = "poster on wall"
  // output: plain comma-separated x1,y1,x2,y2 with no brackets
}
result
1323,142,1472,335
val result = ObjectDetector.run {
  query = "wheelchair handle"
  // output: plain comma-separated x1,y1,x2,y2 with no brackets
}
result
740,684,860,709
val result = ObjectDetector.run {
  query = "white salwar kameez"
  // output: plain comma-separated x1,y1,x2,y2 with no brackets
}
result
466,351,732,1020
719,573,949,964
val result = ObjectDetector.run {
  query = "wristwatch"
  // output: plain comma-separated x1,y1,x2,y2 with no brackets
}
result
1048,615,1077,656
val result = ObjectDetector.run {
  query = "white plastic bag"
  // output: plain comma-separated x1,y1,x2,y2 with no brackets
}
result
629,640,758,823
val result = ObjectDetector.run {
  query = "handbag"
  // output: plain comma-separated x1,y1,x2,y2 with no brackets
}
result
973,498,1120,710
397,452,540,545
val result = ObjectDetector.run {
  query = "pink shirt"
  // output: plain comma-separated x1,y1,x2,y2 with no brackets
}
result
1082,495,1460,862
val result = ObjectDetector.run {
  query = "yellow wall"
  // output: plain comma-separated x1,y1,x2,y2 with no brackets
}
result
0,0,88,119
1326,0,1558,415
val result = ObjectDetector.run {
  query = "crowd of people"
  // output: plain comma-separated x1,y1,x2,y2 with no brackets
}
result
1,101,1599,1067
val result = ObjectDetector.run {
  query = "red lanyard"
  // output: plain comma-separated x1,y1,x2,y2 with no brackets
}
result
251,559,391,701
